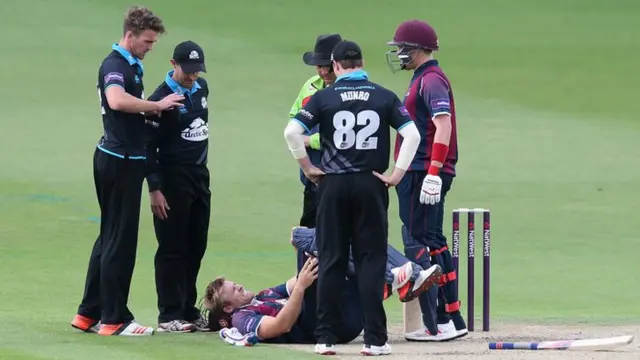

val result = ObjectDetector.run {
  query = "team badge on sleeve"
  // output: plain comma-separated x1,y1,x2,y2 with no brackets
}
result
398,105,410,116
431,99,450,109
104,72,124,83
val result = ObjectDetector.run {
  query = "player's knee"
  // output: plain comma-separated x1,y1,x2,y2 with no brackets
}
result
404,245,431,269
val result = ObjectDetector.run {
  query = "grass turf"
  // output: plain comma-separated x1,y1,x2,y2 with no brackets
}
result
0,0,639,358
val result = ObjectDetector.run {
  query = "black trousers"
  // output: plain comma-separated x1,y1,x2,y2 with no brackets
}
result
77,148,146,325
299,184,319,227
153,164,210,323
314,173,389,346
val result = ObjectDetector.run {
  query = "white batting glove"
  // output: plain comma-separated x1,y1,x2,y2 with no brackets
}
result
420,174,442,205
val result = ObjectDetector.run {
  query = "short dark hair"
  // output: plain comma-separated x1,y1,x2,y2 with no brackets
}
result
337,59,363,70
123,6,166,36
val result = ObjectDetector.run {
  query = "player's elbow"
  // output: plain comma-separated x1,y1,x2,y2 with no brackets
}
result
105,86,125,111
284,121,304,144
398,122,421,145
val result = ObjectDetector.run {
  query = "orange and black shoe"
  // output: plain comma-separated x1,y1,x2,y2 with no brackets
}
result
71,314,100,333
97,321,154,336
398,264,442,303
383,283,393,300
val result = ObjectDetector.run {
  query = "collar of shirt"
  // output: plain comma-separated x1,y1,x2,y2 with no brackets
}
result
112,43,144,74
413,59,439,77
335,69,369,83
165,70,201,96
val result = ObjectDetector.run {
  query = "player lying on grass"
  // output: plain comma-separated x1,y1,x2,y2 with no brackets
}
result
201,227,442,353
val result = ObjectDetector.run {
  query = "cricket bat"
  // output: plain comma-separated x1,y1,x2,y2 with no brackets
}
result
402,299,423,334
489,335,634,351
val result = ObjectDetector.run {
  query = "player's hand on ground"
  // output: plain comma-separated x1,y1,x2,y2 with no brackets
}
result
156,93,185,111
297,257,319,289
303,165,325,185
420,174,442,205
150,190,170,219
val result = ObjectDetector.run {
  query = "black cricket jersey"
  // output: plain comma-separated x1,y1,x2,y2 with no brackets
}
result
145,71,210,190
293,70,413,174
96,43,147,160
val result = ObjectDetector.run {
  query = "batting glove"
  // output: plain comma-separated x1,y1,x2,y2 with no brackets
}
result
420,174,442,205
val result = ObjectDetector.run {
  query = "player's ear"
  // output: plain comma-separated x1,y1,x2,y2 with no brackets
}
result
170,59,177,68
223,305,234,313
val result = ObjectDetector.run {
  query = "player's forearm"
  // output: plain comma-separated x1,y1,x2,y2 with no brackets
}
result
429,115,452,173
273,287,306,333
394,122,421,171
107,88,160,113
432,115,452,148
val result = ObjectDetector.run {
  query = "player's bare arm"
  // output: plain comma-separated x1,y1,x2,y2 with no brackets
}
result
256,258,318,340
430,114,452,169
105,86,184,113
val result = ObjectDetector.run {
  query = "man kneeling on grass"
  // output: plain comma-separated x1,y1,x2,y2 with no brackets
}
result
200,227,442,355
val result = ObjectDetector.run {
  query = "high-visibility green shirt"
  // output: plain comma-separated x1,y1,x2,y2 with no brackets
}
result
289,75,325,186
289,75,325,119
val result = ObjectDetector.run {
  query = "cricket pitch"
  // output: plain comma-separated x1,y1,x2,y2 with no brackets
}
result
280,323,640,359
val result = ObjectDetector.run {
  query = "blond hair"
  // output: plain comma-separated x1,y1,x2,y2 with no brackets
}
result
203,277,226,312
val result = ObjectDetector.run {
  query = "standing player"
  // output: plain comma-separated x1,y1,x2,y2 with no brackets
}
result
289,33,342,227
284,40,421,356
145,41,211,333
384,19,467,341
71,6,185,336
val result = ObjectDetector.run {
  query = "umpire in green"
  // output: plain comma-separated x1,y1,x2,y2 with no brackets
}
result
145,40,211,333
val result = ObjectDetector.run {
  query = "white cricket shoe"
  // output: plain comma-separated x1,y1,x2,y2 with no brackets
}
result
438,319,468,339
98,321,154,336
157,320,196,333
314,343,337,355
390,262,413,292
404,325,457,342
361,343,392,356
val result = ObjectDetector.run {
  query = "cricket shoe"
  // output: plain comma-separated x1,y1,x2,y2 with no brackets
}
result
397,264,442,303
289,226,318,256
71,314,100,333
219,327,258,347
314,344,337,355
404,325,457,342
360,343,392,356
438,319,468,339
191,313,211,332
390,262,414,293
157,320,196,333
98,321,154,336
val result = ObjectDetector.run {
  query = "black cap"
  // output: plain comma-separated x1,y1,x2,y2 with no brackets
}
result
331,40,363,62
172,40,206,73
303,34,343,66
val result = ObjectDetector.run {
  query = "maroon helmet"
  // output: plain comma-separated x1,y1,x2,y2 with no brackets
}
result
385,20,439,72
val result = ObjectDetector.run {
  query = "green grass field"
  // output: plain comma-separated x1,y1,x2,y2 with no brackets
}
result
1,0,639,359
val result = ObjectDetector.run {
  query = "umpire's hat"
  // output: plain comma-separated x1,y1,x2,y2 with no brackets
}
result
303,34,343,66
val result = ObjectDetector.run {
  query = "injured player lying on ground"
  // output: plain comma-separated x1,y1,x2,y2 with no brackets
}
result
199,227,443,350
